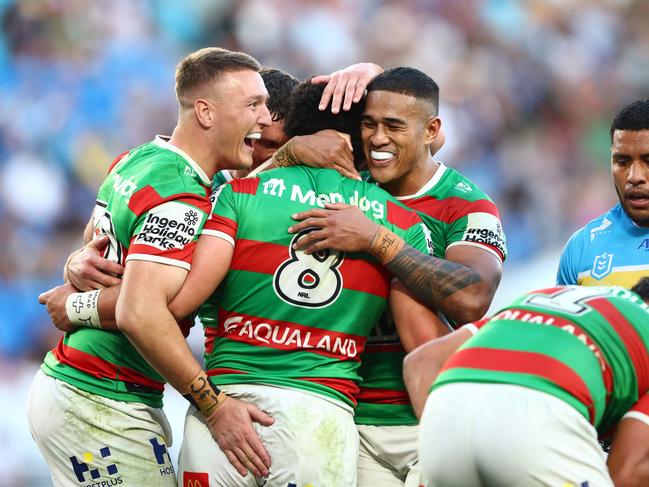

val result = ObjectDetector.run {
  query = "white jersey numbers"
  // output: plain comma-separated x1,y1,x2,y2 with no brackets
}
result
273,229,344,308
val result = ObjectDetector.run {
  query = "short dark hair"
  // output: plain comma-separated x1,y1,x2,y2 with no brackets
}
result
284,80,366,166
609,99,649,142
260,68,299,122
175,47,261,106
631,277,649,302
367,67,439,115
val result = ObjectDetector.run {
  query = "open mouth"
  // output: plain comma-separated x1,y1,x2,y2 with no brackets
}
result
244,131,261,149
370,150,395,166
626,192,649,207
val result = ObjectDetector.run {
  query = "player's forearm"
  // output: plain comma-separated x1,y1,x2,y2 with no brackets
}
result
97,285,119,329
383,245,485,324
403,344,446,418
116,302,202,388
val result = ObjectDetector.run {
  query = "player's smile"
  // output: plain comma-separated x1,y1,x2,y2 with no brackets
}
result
244,131,261,150
369,149,396,167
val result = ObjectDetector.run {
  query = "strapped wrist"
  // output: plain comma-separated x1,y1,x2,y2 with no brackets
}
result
368,226,405,265
180,370,228,418
65,290,102,328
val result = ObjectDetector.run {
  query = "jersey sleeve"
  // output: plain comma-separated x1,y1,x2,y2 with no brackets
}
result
622,393,649,427
445,201,507,262
556,231,581,285
461,317,491,335
201,182,239,246
126,193,211,270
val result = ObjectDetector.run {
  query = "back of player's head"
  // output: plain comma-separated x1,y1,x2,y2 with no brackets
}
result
260,68,299,122
631,277,649,303
610,98,649,142
367,67,439,116
284,80,365,165
175,47,261,107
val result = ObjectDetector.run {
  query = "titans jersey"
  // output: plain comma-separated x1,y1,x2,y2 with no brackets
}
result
557,204,649,288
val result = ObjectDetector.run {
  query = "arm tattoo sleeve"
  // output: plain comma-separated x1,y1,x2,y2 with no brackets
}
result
385,244,481,308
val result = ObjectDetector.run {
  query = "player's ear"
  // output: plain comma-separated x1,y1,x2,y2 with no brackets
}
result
423,116,441,146
194,98,214,129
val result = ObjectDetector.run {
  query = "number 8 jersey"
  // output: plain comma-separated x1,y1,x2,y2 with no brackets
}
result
199,166,433,408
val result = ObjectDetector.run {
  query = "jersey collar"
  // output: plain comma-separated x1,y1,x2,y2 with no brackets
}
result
153,135,211,185
395,162,446,200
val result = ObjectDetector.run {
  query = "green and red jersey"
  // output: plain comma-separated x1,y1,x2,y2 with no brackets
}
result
42,136,212,408
198,166,432,408
356,163,506,425
434,286,649,433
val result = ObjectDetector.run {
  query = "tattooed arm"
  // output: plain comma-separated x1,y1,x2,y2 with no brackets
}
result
385,244,500,325
289,203,501,325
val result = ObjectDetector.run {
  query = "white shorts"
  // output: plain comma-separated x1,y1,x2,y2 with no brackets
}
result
419,383,613,487
178,383,359,487
357,424,419,487
27,370,176,487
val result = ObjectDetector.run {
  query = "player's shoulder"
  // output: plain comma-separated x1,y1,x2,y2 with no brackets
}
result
120,137,211,197
567,204,622,246
432,163,494,203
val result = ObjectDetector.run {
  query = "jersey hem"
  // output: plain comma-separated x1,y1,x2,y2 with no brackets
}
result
125,254,191,270
202,229,235,246
622,411,649,427
40,363,163,409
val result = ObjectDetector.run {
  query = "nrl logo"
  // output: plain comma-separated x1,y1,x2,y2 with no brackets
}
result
591,252,613,280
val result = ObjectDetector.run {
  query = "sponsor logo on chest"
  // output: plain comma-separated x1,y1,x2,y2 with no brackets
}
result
222,314,360,359
262,178,386,219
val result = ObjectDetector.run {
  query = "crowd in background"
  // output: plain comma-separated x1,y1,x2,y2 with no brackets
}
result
0,0,647,484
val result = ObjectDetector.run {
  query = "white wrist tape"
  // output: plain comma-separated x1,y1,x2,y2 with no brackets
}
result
65,290,102,328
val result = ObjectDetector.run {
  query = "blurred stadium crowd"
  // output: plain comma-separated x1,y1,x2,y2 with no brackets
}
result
0,0,648,484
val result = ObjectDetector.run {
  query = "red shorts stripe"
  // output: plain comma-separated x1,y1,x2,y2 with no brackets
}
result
52,340,164,392
298,377,359,406
357,387,410,405
442,347,597,424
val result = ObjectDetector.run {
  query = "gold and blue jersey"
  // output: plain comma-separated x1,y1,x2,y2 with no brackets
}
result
557,203,649,288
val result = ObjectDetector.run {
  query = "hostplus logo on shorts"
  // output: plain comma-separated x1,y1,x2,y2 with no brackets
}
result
69,446,123,486
149,436,175,477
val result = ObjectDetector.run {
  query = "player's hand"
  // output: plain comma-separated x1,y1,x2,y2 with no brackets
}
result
292,130,359,180
312,62,383,113
205,397,274,478
289,203,380,254
67,235,124,291
38,283,78,333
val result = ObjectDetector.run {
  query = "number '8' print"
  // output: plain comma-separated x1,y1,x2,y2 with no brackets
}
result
273,229,344,308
